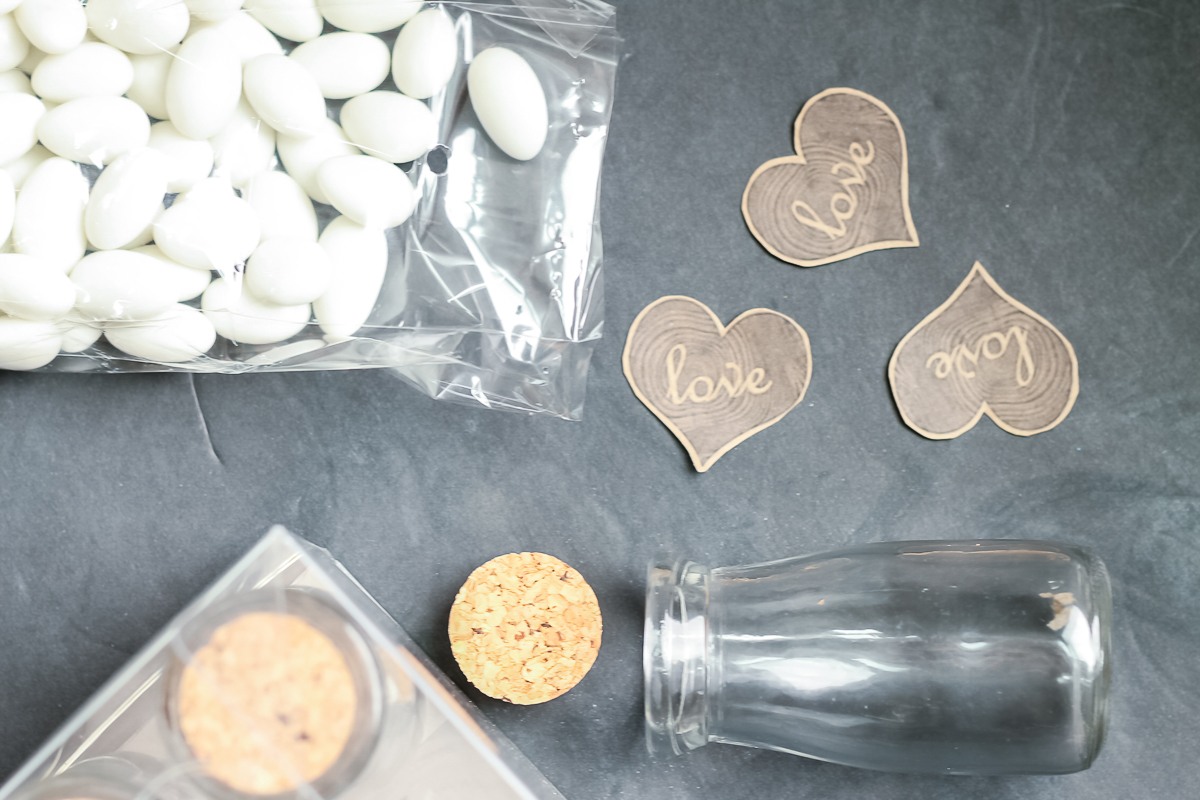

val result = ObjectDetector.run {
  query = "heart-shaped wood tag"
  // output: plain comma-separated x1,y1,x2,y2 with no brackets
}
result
742,88,919,267
889,262,1079,439
623,296,812,472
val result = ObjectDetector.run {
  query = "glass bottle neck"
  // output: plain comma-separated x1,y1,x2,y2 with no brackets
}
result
644,558,712,756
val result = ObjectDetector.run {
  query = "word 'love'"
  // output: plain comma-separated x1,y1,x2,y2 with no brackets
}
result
666,344,773,405
791,141,875,240
925,326,1035,386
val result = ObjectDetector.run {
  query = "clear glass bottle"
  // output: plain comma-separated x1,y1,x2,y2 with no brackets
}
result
645,540,1111,775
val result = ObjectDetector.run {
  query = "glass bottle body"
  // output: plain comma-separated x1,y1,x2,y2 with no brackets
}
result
645,540,1111,775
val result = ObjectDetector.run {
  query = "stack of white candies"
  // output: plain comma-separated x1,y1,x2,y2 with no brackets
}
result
0,0,549,370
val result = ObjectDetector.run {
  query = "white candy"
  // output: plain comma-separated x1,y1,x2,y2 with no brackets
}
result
189,11,284,63
71,249,178,320
245,0,323,44
243,54,327,138
38,96,149,165
14,0,86,55
0,252,74,320
0,67,31,93
0,93,43,164
12,157,87,273
245,238,331,306
276,117,361,204
2,143,52,189
85,148,170,251
56,309,102,351
0,0,20,16
392,8,457,100
115,213,158,251
16,43,45,75
0,14,29,72
317,0,419,33
210,96,277,189
0,317,60,369
148,120,215,193
243,170,317,242
32,43,134,104
106,303,216,362
314,215,387,337
0,170,11,248
126,50,174,121
185,0,245,24
340,91,436,164
85,0,189,56
467,47,547,161
290,32,390,100
166,29,242,140
132,244,211,301
202,276,310,344
154,177,261,271
317,154,414,229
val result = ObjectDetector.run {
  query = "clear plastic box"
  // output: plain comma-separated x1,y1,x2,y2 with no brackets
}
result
0,526,567,800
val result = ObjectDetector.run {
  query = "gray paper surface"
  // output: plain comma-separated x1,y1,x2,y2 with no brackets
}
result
2,1,1199,798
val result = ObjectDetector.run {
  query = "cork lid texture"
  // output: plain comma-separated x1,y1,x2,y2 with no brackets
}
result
449,552,603,705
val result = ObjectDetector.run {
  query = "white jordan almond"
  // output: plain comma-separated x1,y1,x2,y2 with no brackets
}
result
153,177,261,271
37,96,149,165
202,276,311,344
132,244,212,301
166,28,242,140
85,148,170,251
2,144,52,190
12,156,87,273
148,120,215,193
467,47,548,161
340,90,436,163
276,117,361,204
106,303,216,362
243,53,327,137
70,249,178,320
0,67,31,93
313,214,387,337
0,93,43,165
244,238,331,306
317,0,419,33
86,0,189,56
392,8,457,100
244,0,322,43
316,154,415,229
31,42,134,102
126,50,174,120
0,252,75,320
0,316,60,369
14,0,86,55
188,11,283,63
290,32,390,100
243,170,317,242
210,96,277,189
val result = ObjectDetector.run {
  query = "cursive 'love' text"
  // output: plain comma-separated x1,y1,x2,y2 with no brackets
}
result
666,344,773,404
925,326,1035,386
791,141,876,240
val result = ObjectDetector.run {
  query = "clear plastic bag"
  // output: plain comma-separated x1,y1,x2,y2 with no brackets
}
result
4,0,618,420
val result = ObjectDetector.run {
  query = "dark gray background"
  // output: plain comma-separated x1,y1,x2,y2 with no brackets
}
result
2,0,1199,797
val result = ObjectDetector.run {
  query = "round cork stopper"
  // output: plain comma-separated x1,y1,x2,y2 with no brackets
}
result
449,552,602,704
177,612,358,795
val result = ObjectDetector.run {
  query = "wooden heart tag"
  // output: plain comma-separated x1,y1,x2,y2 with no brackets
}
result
889,262,1079,439
623,296,812,472
742,88,919,267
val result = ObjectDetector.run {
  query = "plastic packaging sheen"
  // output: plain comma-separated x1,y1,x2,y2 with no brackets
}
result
21,0,617,420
